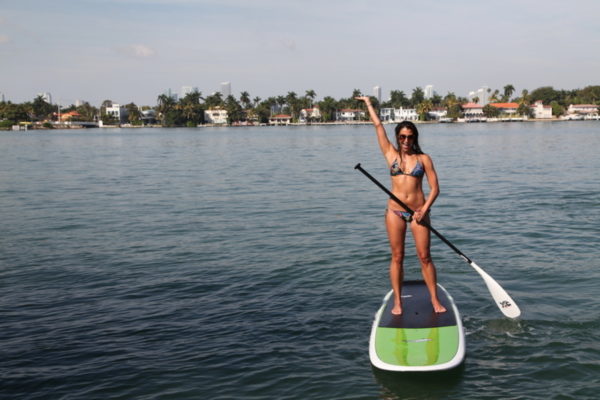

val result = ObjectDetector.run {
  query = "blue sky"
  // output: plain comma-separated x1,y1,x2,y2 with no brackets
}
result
1,0,599,106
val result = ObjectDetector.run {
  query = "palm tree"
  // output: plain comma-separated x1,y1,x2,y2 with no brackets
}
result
305,89,316,107
416,100,433,121
240,91,251,109
156,94,176,125
286,91,298,119
503,84,515,102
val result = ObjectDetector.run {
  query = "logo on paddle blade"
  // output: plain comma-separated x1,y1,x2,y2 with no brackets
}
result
499,300,512,308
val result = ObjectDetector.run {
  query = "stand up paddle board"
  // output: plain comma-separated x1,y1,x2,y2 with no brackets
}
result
369,280,465,372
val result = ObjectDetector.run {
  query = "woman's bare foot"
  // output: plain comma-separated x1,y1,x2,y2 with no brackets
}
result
391,302,403,315
432,300,447,313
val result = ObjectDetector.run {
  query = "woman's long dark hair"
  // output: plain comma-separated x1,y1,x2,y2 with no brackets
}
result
394,121,424,154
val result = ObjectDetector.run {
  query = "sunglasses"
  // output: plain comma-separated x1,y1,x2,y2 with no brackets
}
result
398,134,415,141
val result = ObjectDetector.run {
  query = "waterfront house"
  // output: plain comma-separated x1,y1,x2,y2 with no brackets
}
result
140,109,157,125
105,103,129,124
393,107,418,122
427,107,448,121
204,107,228,125
531,101,553,119
379,107,418,122
489,102,519,116
461,103,484,120
336,109,365,122
269,114,292,125
299,106,321,123
59,111,81,122
567,104,599,115
380,108,394,122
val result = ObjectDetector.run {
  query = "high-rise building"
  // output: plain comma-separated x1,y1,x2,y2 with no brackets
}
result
373,86,382,103
477,86,489,105
424,85,434,99
469,86,489,105
220,82,231,98
0,92,5,102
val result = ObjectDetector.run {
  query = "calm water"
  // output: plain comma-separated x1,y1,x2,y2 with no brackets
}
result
1,122,599,399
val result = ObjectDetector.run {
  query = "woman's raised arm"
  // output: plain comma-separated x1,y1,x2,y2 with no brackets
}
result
356,96,394,158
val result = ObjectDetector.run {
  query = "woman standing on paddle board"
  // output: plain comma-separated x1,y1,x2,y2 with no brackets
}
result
356,96,446,315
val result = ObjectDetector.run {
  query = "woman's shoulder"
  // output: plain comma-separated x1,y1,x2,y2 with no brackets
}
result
417,153,434,166
417,152,432,161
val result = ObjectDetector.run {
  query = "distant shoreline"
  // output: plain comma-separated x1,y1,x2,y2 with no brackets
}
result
4,116,599,131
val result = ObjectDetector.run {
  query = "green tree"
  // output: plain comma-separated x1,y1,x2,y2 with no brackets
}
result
32,95,54,120
416,100,433,121
482,104,500,118
240,91,251,109
225,95,243,124
285,91,303,120
125,102,142,125
305,89,316,107
389,90,410,108
517,103,533,117
530,86,561,105
410,87,424,107
318,96,338,122
179,90,204,125
204,92,224,109
578,85,600,103
550,101,565,116
76,102,98,121
156,94,177,126
503,84,515,102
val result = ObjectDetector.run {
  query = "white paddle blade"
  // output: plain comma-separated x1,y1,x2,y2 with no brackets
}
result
470,262,521,319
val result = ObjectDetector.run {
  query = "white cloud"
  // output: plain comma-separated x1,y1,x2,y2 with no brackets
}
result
115,44,156,58
0,34,10,44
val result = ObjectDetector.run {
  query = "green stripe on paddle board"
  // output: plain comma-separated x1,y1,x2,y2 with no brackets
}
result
375,326,459,367
369,280,465,372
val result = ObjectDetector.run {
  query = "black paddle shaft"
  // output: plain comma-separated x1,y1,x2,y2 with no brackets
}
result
354,163,472,264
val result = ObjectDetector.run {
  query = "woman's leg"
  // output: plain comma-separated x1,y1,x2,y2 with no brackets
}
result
385,210,407,315
411,216,447,313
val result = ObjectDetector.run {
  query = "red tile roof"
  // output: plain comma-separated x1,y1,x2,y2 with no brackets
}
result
489,102,519,109
462,103,482,109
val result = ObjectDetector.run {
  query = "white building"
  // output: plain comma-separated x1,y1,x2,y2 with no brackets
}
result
220,82,231,98
462,102,485,120
567,104,598,115
373,86,382,103
105,103,129,124
427,107,448,120
468,86,489,105
299,106,321,123
336,109,365,121
204,107,228,124
531,101,553,119
379,107,418,122
269,114,292,125
424,85,434,99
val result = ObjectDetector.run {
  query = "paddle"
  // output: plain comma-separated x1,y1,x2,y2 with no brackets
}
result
355,163,521,319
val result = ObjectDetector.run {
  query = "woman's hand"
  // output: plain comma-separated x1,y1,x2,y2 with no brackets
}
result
355,96,371,105
413,208,427,223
